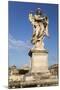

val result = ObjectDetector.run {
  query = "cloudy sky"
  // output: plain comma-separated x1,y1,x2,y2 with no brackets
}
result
8,1,58,67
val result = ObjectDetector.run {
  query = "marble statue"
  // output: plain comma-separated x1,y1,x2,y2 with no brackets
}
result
29,8,49,49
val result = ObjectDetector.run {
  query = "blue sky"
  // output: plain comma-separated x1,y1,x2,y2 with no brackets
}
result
8,1,58,68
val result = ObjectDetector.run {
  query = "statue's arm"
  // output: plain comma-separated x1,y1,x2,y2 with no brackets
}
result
29,13,35,25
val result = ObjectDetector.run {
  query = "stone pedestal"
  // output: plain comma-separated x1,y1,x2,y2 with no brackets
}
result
29,49,49,73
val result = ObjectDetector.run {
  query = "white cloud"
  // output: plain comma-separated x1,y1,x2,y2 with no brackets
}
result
8,33,32,49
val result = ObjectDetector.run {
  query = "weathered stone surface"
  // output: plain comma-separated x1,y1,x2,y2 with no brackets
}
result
29,49,49,73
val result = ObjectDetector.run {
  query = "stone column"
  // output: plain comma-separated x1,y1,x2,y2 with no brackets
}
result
29,49,49,73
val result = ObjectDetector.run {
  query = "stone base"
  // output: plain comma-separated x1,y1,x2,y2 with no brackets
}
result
29,49,49,73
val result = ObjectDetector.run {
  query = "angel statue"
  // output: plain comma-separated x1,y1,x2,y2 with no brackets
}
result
29,8,49,49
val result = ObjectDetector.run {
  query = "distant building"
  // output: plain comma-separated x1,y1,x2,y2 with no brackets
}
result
49,64,58,77
9,65,19,75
